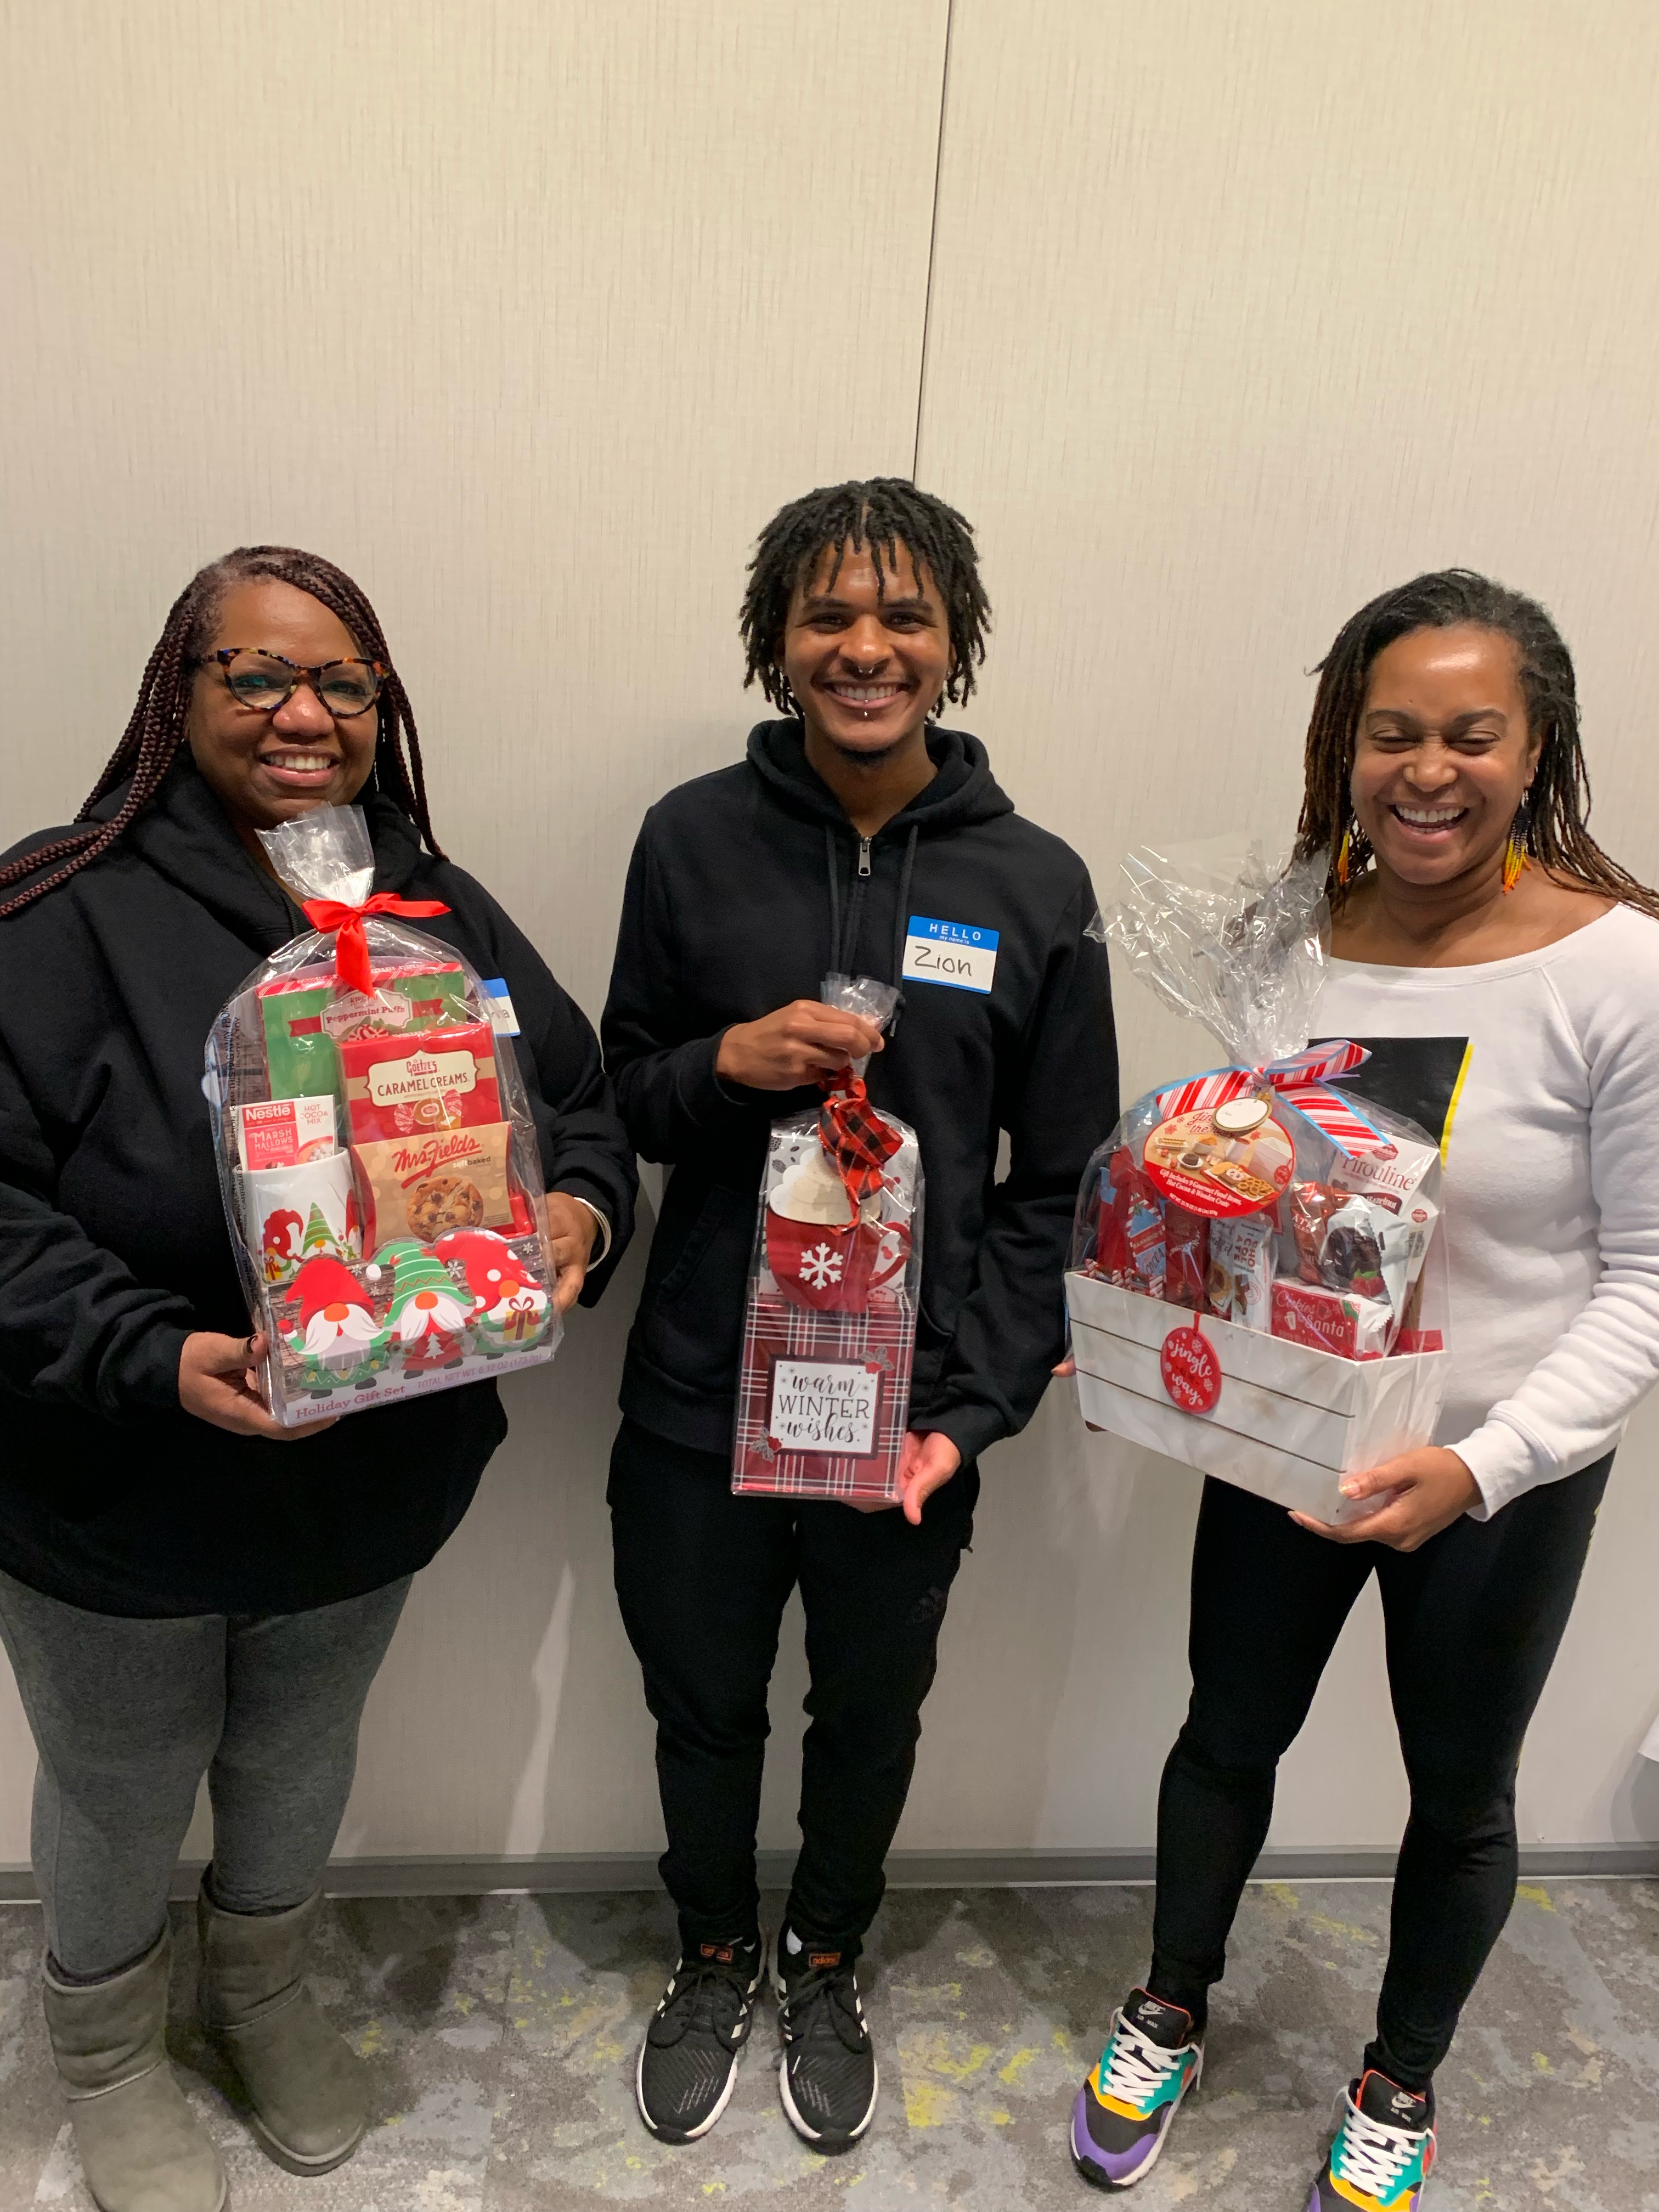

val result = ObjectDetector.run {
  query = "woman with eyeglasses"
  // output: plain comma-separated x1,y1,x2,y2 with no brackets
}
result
0,546,636,2212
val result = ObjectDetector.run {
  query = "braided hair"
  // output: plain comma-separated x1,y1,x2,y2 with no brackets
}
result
0,545,441,919
739,477,990,713
1294,567,1659,921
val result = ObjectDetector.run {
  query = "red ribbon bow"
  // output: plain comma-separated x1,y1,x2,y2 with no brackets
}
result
817,1074,904,1214
300,893,450,997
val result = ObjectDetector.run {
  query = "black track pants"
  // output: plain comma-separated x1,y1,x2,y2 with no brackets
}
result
1148,1459,1611,2090
608,1417,978,1955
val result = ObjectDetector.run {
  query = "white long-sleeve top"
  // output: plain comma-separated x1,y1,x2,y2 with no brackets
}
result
1312,904,1659,1517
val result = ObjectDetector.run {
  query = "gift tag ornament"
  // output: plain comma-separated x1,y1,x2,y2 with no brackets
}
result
1160,1323,1222,1414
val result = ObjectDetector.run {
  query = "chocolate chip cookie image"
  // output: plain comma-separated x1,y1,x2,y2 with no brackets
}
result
407,1175,486,1242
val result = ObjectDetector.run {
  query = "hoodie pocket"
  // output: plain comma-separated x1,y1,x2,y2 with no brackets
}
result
637,1179,757,1386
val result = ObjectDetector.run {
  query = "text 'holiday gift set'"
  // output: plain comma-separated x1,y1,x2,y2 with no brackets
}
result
204,805,561,1425
1067,843,1448,1522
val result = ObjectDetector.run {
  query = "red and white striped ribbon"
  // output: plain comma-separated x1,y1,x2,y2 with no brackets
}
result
1155,1039,1386,1155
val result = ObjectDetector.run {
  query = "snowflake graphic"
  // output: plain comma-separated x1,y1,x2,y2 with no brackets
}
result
798,1242,844,1290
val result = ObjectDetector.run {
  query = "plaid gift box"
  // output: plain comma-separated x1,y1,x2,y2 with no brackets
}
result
731,1282,915,1502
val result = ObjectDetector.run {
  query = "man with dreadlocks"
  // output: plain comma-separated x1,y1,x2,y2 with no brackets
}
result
0,548,636,2212
1071,572,1659,2210
602,479,1118,2152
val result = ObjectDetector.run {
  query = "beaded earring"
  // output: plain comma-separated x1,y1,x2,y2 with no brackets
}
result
1502,793,1533,894
1335,828,1352,887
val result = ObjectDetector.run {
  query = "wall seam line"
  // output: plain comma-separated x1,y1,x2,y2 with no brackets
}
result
912,0,957,483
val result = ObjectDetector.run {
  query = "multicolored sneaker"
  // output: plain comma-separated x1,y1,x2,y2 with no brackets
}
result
1308,2070,1436,2210
1071,1988,1203,2189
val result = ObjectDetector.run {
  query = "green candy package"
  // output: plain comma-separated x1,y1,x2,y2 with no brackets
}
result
258,961,471,1100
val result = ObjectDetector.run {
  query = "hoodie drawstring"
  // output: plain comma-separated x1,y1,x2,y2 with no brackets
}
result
892,826,918,985
825,826,843,973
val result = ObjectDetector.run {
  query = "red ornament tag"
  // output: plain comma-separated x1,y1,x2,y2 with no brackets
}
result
1160,1323,1221,1414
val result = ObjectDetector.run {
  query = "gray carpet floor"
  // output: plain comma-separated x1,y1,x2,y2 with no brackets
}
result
2,1878,1655,2208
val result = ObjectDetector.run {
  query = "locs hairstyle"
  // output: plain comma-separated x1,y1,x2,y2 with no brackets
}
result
739,477,991,714
1294,567,1659,921
0,546,441,919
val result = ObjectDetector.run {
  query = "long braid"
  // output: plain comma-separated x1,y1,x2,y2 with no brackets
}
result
739,477,990,710
1294,567,1659,922
0,546,443,919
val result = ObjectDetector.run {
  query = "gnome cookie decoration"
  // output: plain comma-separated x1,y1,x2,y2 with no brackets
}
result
434,1228,551,1355
281,1255,390,1395
374,1240,471,1371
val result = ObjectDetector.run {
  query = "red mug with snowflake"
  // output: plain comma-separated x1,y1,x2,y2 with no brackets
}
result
764,1209,910,1314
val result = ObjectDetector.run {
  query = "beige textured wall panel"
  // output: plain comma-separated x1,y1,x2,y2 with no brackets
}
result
0,0,949,1863
0,0,947,1007
904,0,1659,1851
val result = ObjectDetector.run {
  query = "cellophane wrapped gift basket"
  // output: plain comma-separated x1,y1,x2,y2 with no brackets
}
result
1066,842,1447,1521
204,805,562,1426
732,977,923,1504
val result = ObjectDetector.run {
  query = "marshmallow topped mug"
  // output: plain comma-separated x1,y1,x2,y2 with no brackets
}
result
765,1145,908,1313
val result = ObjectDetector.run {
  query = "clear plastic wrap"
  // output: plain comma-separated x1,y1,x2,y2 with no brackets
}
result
1066,840,1448,1520
203,805,561,1425
731,977,923,1502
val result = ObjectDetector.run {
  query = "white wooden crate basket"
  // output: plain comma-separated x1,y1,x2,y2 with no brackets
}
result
1065,1268,1447,1523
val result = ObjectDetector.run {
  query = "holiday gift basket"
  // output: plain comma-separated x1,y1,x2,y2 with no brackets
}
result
732,977,923,1503
204,805,562,1426
1066,841,1447,1521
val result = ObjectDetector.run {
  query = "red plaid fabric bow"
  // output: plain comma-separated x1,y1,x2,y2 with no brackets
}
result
817,1075,904,1212
300,893,450,996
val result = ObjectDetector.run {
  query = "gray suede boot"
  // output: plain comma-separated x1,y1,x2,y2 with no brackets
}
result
197,1876,366,2174
42,1927,226,2212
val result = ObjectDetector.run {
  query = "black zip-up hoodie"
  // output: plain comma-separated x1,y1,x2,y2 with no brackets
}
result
602,721,1119,1466
0,760,636,1616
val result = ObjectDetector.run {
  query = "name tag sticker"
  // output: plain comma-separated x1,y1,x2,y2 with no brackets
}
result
901,915,999,995
481,979,521,1036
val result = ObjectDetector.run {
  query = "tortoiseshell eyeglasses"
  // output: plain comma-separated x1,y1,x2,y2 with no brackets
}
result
210,647,387,720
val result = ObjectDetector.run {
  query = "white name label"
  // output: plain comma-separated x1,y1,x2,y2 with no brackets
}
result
901,913,998,994
481,978,521,1037
768,1356,883,1456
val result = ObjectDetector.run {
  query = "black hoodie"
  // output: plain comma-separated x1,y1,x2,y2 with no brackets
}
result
0,760,637,1616
601,721,1119,1465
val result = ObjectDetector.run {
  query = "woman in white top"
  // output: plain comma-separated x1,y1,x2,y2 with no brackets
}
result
1070,571,1659,2211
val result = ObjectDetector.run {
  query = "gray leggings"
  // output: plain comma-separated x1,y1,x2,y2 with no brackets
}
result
0,1568,410,1977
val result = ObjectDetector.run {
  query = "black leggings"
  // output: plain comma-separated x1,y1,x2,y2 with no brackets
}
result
1149,1459,1611,2091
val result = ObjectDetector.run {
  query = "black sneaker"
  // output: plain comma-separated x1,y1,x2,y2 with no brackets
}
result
772,1933,878,2152
635,1936,764,2143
